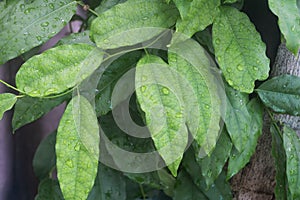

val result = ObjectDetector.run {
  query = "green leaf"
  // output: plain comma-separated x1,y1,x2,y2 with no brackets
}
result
94,0,127,14
168,34,222,154
271,124,290,200
223,0,238,3
56,96,99,200
268,0,300,55
227,98,264,179
213,6,270,93
194,28,214,54
196,129,232,187
90,0,179,49
16,44,104,97
224,84,251,151
0,0,77,64
88,164,126,200
33,131,56,180
256,74,300,116
283,126,300,199
57,31,95,46
135,55,188,177
176,0,220,37
35,178,64,200
12,95,68,131
0,93,17,120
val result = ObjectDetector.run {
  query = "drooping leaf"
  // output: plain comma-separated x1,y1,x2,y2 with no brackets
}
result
57,31,94,46
176,0,220,37
12,95,68,131
224,84,251,151
35,178,64,200
270,124,290,200
194,28,214,54
90,0,179,49
88,164,126,200
283,126,300,199
256,74,300,116
33,131,56,180
268,0,300,55
227,98,264,179
0,0,77,64
16,44,104,97
196,129,232,187
0,93,17,120
135,55,188,176
94,0,127,14
213,6,270,93
56,96,99,200
168,34,223,154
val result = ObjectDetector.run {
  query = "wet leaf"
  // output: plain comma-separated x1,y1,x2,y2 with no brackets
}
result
57,31,94,46
0,93,17,120
35,178,64,200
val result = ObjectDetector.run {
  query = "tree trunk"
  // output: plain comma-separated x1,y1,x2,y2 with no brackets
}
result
230,44,300,199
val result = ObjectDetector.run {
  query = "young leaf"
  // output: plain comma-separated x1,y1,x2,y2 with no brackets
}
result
33,131,56,180
268,0,300,55
227,98,264,179
0,93,17,120
16,44,104,97
90,0,179,49
0,0,77,64
196,129,232,187
35,178,64,200
176,0,220,37
224,84,251,151
135,55,188,176
213,6,270,93
12,95,68,131
283,126,300,199
256,74,300,116
56,96,99,200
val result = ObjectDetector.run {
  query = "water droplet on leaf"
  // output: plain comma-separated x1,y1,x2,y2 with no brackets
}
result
227,79,233,86
141,86,146,92
237,64,244,71
41,22,49,27
65,159,73,168
49,3,54,9
162,87,169,95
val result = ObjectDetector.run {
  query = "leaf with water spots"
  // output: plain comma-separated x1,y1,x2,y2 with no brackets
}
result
268,0,300,55
283,126,300,199
56,96,99,200
0,0,77,65
90,0,179,49
213,6,270,93
16,44,104,97
0,93,17,120
256,74,300,116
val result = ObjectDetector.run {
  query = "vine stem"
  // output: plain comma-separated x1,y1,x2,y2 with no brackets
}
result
0,79,24,94
76,1,99,17
266,107,283,140
139,184,146,200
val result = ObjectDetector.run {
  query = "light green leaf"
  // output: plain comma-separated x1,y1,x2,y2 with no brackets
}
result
33,132,56,180
256,74,300,116
224,84,251,151
176,0,220,37
12,95,68,131
16,44,104,97
213,6,270,93
269,0,300,55
136,55,188,176
57,31,94,46
168,34,222,154
90,0,179,49
0,0,77,65
35,178,64,200
227,98,263,179
283,126,300,199
0,93,17,120
56,96,99,200
196,129,232,187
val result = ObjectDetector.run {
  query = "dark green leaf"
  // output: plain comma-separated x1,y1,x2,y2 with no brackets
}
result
16,44,104,97
35,178,64,200
213,6,270,93
94,0,127,14
12,95,68,131
283,126,300,199
194,28,214,54
56,96,99,200
90,0,179,49
257,74,300,116
0,93,17,120
268,0,300,55
0,0,77,64
227,98,264,179
33,131,56,180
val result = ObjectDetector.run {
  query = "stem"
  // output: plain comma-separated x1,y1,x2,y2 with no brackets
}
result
76,1,99,17
266,107,283,139
0,79,24,94
139,184,146,200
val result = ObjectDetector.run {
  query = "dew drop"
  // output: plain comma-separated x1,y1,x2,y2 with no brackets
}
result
24,8,33,14
65,159,74,168
291,25,296,32
49,3,54,9
237,64,244,71
143,16,148,20
253,66,258,71
74,142,81,151
103,39,109,44
283,84,287,88
226,68,232,73
19,4,25,10
19,48,26,54
141,86,146,92
162,87,169,95
215,38,220,45
227,79,233,86
41,22,49,27
36,36,42,41
175,112,183,118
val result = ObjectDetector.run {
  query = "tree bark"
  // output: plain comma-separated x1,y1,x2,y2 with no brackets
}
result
230,45,300,200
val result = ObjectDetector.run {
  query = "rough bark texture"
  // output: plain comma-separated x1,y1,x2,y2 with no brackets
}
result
231,45,300,200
